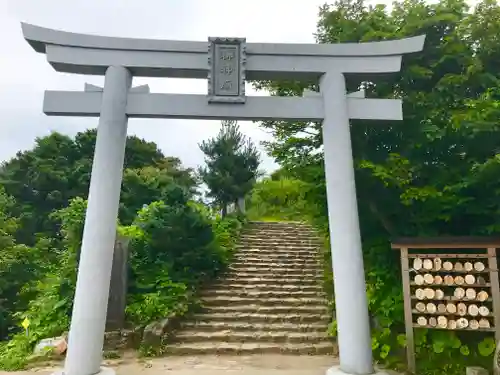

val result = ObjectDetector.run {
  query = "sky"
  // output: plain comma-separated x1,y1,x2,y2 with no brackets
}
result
0,0,341,174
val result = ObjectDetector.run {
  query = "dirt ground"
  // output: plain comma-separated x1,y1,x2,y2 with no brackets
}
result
1,353,339,375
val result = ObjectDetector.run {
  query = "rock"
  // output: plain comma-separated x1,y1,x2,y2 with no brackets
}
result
141,317,177,349
34,336,67,355
103,331,122,351
466,367,488,375
124,326,144,349
104,327,144,351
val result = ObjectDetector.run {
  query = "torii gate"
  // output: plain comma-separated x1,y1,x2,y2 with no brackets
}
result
21,23,425,375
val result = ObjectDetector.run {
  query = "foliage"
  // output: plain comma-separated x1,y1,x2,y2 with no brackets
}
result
0,190,245,369
246,177,312,221
199,120,261,214
0,197,84,370
126,199,244,325
0,188,38,340
0,122,244,368
254,0,500,373
0,130,196,245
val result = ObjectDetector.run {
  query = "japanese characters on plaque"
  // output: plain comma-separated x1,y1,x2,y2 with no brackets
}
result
207,37,246,103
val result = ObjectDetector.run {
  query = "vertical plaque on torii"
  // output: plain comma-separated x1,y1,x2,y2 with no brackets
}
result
207,37,246,103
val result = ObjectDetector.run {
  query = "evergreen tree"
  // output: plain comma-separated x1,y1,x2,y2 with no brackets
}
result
199,120,260,215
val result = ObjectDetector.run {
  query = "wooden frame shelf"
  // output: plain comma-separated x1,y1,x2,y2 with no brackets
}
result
412,324,495,332
392,236,500,374
410,283,491,288
410,268,492,275
411,296,493,303
412,310,494,317
408,253,491,259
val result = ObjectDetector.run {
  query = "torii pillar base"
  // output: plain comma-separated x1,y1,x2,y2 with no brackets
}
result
327,366,391,375
53,368,115,375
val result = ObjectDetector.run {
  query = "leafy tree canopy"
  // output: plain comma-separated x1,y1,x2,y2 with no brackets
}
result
255,0,500,372
0,130,198,243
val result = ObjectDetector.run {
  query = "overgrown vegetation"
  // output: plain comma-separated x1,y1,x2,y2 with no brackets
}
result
250,0,500,373
0,129,245,370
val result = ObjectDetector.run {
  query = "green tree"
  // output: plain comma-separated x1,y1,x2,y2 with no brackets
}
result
199,120,260,215
0,130,197,243
0,188,52,340
255,0,500,372
247,177,311,221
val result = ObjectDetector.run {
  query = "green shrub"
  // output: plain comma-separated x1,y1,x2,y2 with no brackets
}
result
247,178,311,221
0,191,246,369
125,202,245,326
0,198,83,370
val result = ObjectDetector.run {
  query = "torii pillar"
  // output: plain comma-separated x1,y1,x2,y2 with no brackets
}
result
20,23,425,375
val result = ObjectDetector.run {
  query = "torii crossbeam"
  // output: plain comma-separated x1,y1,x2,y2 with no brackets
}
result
44,87,401,121
21,23,425,375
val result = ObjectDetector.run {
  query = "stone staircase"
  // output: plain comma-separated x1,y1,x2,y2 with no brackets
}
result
167,221,334,355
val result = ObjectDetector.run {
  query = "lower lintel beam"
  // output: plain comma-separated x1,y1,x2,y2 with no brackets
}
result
43,91,402,121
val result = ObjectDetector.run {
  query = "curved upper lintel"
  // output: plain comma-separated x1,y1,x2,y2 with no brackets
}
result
22,23,425,58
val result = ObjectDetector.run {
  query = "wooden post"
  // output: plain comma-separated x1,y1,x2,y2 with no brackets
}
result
488,248,500,344
400,247,416,373
105,233,130,331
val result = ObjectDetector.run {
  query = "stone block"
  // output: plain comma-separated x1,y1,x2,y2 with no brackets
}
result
141,316,179,349
103,327,144,351
466,367,488,375
105,233,130,331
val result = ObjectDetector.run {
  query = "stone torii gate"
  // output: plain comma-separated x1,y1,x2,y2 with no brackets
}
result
21,23,425,375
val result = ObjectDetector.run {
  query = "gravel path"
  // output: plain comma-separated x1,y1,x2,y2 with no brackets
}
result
1,353,338,375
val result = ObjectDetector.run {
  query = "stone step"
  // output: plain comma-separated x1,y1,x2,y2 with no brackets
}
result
237,247,319,254
234,253,319,261
191,312,331,324
166,341,334,355
230,262,321,270
236,246,319,254
181,321,328,333
222,275,323,284
174,330,329,344
212,283,324,292
242,235,318,241
232,257,320,266
240,239,322,246
244,229,315,235
243,226,317,236
202,304,328,315
247,221,312,228
202,289,322,299
202,296,326,306
232,259,319,267
240,234,320,241
227,266,321,276
243,230,317,235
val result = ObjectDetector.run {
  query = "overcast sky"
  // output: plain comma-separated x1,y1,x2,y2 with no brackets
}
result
0,0,337,173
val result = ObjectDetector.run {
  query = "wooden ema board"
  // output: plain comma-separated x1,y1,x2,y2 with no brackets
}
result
392,237,500,374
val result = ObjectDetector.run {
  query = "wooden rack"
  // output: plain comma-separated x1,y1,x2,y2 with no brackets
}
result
392,237,500,374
